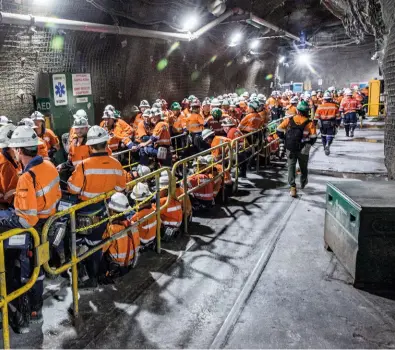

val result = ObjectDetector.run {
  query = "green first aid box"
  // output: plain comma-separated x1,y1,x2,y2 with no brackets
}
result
324,181,395,290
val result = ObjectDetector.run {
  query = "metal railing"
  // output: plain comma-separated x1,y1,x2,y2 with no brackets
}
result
0,227,48,349
40,168,173,318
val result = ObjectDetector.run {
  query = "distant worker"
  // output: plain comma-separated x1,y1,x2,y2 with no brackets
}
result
340,88,362,137
276,101,317,198
30,111,60,159
239,100,263,134
285,97,299,118
186,98,205,152
133,100,150,131
314,91,341,156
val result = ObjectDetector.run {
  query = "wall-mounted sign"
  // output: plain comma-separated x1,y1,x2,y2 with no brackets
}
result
76,97,89,103
318,79,323,86
53,74,68,106
37,97,51,112
72,73,92,96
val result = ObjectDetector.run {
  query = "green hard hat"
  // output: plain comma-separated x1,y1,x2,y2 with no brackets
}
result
170,102,181,110
211,108,222,120
188,95,196,102
297,100,310,112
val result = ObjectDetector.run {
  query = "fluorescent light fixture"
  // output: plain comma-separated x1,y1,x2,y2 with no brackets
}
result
182,15,199,32
297,52,311,65
229,32,243,47
279,56,285,63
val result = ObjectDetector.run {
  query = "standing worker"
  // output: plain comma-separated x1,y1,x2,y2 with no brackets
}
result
314,91,341,156
276,101,317,198
186,98,205,152
67,125,126,290
340,88,362,137
0,125,61,333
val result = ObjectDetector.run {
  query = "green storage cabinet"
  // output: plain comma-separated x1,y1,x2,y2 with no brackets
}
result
324,181,395,289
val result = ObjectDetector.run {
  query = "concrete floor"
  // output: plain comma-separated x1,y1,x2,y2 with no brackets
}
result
3,130,395,349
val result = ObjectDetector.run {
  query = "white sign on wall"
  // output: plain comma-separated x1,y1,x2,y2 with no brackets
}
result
318,79,323,86
52,74,68,106
72,73,92,96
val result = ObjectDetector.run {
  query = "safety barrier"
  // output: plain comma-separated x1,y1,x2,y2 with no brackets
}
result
0,227,48,349
40,168,173,318
0,119,284,349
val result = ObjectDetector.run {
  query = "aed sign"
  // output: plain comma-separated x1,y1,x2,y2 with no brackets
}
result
53,74,68,106
37,98,51,112
72,73,92,96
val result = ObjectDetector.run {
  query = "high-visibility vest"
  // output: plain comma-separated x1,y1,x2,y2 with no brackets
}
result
133,113,144,131
239,113,263,133
37,137,49,159
68,152,126,201
15,156,61,227
340,97,362,114
152,122,171,147
173,113,187,134
186,113,204,133
0,150,20,205
38,128,59,150
135,121,152,143
159,197,182,227
102,220,140,267
314,102,340,121
211,136,231,159
187,174,214,201
69,138,112,167
132,206,157,244
205,116,223,135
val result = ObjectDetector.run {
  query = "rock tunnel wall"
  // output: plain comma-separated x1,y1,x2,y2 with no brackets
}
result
0,0,276,123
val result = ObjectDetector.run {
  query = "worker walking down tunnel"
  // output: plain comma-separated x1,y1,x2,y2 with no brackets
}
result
276,100,317,198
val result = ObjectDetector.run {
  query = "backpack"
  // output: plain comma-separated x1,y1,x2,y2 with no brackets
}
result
285,117,310,152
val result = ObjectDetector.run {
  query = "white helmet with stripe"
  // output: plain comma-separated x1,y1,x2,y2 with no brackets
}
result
86,126,109,146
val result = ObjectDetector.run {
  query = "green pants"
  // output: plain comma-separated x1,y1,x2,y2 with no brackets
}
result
287,150,309,188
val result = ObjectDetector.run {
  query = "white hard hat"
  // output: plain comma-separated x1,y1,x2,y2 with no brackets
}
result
202,128,215,140
86,126,109,146
323,91,332,100
136,164,151,178
19,118,38,129
250,93,257,99
30,111,45,121
75,109,88,119
217,95,223,101
211,98,221,107
232,93,238,99
205,155,215,164
290,96,299,104
102,110,116,119
242,91,249,98
151,107,163,118
0,124,16,148
328,86,335,92
345,88,353,96
202,99,210,107
304,93,311,99
142,109,152,117
8,125,43,148
229,100,237,108
0,116,10,126
159,171,170,188
104,104,115,112
311,91,317,96
221,117,235,127
271,91,277,97
238,96,245,102
139,100,150,108
130,182,152,201
72,117,90,129
108,192,131,213
257,94,265,100
221,99,230,106
192,155,208,166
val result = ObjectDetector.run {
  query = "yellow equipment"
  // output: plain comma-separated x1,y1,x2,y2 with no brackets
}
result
368,79,381,117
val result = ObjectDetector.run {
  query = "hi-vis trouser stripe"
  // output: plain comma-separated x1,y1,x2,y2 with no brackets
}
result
162,221,181,227
140,235,156,244
38,200,59,215
109,249,137,260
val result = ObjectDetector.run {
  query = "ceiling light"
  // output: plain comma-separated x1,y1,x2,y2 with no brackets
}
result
249,39,260,50
279,56,285,63
229,32,243,47
297,52,311,65
182,15,199,32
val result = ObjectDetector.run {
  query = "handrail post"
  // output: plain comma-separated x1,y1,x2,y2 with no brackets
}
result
256,131,260,174
155,174,161,254
0,239,10,350
70,211,79,318
221,145,226,203
183,163,188,234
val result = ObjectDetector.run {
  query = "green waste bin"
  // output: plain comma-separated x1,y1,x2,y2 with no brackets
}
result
324,181,395,290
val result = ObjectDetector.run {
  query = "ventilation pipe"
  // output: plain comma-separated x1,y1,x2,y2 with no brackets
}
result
0,10,235,42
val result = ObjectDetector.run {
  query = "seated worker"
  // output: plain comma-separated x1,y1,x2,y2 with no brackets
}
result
128,164,151,181
18,118,49,159
186,98,205,152
205,107,224,136
30,111,60,160
0,124,20,208
138,108,171,166
102,110,133,151
185,156,214,211
133,100,150,131
201,129,231,162
100,193,140,284
67,126,126,290
130,182,157,250
156,172,182,241
0,125,61,333
205,155,233,201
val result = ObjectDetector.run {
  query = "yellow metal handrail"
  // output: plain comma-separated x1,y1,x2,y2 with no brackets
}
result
40,167,173,318
0,227,45,349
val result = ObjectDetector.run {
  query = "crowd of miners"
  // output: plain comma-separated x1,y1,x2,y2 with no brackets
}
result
0,84,367,334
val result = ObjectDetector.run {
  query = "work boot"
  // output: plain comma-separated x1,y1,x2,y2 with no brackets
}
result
324,146,330,156
350,130,354,137
30,309,43,324
290,187,297,198
301,179,309,189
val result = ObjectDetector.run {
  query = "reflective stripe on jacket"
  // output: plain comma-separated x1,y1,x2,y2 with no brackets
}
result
239,113,263,133
132,206,157,244
187,174,214,201
152,122,171,147
340,97,362,114
314,102,340,121
186,113,204,133
0,150,21,205
15,156,61,227
159,197,182,228
68,152,126,201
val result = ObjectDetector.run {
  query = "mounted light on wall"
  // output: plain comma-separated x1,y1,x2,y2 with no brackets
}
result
297,52,311,65
249,39,260,50
182,15,199,32
229,32,242,47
